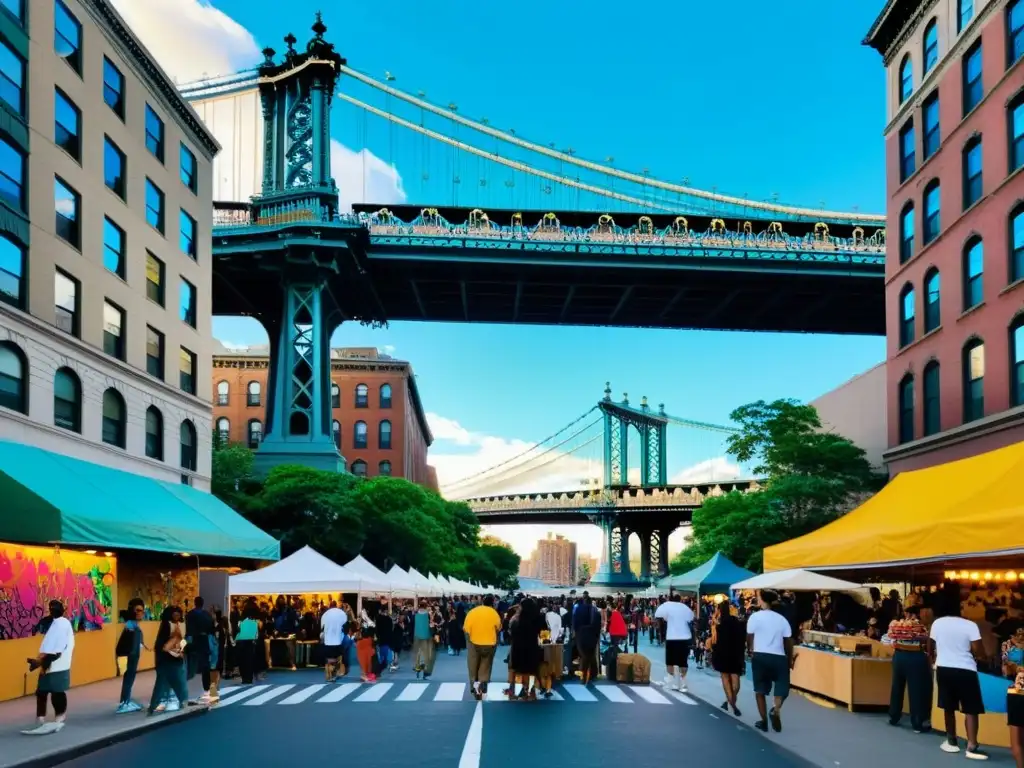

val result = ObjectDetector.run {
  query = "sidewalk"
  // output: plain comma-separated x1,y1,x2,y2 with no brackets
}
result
0,671,213,768
640,638,1014,767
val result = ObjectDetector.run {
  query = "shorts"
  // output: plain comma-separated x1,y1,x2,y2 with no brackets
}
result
1008,692,1024,728
665,640,691,669
751,652,790,698
323,645,343,661
936,667,984,716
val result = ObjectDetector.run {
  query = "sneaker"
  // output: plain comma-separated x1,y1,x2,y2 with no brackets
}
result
661,674,674,688
940,740,961,754
965,746,989,761
52,721,65,733
115,702,133,715
21,722,59,735
165,700,181,713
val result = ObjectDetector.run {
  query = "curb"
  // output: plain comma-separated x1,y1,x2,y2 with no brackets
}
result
7,706,210,768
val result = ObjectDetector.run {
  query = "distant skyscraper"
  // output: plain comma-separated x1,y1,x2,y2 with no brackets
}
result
536,533,577,586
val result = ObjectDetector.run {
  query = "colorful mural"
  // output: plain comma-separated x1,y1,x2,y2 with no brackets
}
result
0,544,115,640
118,563,198,621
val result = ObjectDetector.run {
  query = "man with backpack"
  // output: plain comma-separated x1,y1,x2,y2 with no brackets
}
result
115,599,148,714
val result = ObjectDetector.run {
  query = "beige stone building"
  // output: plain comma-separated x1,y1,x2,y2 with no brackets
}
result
536,533,577,586
0,0,219,488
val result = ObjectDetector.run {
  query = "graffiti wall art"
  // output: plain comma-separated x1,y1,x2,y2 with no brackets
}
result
0,544,115,640
117,562,198,621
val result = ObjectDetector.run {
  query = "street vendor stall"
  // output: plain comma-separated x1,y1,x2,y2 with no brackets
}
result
659,552,754,594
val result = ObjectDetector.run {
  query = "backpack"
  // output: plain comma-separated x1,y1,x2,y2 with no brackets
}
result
115,626,136,658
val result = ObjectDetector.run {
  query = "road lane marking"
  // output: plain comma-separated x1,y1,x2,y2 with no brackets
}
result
279,684,326,704
668,691,698,705
316,682,361,703
595,686,633,703
244,684,295,706
562,685,598,702
215,685,269,707
630,686,672,704
435,682,466,701
353,683,393,702
396,683,429,701
458,702,483,768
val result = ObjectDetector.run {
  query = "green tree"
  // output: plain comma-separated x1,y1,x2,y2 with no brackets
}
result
211,443,260,512
577,559,591,586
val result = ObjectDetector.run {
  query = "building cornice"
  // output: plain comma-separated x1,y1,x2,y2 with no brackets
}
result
883,404,1024,464
86,0,220,159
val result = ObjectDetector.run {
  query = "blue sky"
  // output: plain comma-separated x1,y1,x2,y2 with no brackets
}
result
121,0,888,556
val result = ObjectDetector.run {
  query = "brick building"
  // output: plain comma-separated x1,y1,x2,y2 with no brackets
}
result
211,343,435,487
865,0,1024,475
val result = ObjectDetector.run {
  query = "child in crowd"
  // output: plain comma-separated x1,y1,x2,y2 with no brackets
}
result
338,625,356,678
356,627,377,683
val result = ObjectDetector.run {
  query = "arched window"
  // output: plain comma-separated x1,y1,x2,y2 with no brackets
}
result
963,338,985,423
216,417,230,444
289,412,309,436
962,236,984,310
380,383,392,409
962,136,983,210
1012,317,1024,407
379,460,392,476
355,383,368,408
247,419,263,449
898,374,915,444
332,419,341,450
379,419,392,449
1011,92,1024,173
216,380,229,406
923,361,941,436
1011,204,1024,284
899,55,913,104
898,284,915,348
899,202,915,263
354,420,367,449
53,367,81,432
0,341,26,414
924,268,941,332
923,19,939,73
145,406,163,460
180,420,197,471
246,380,261,407
101,388,126,448
351,459,367,477
923,180,940,245
331,382,340,409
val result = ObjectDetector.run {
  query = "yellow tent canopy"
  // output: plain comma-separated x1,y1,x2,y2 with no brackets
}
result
763,440,1024,572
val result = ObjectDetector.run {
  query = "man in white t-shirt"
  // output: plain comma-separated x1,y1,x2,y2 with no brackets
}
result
654,594,694,691
320,601,348,683
746,590,793,734
930,604,987,760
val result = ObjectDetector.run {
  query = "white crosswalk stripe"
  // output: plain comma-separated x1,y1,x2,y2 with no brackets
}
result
316,682,361,703
594,685,633,703
353,683,393,702
279,684,327,704
215,685,269,707
434,683,466,701
396,683,429,701
244,684,295,706
562,685,598,702
630,686,672,704
668,691,698,705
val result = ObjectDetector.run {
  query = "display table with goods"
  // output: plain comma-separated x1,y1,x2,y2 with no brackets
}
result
792,631,899,711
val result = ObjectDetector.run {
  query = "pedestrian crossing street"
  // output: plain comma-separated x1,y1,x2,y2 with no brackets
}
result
210,681,700,709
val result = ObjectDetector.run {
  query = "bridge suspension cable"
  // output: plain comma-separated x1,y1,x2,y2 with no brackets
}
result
339,65,884,225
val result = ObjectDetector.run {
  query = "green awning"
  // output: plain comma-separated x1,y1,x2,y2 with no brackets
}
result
0,440,279,561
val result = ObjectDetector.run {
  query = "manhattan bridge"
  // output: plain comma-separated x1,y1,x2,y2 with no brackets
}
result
189,16,884,587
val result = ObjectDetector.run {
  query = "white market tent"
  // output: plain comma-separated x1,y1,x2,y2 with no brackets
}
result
407,567,438,595
385,565,421,596
731,568,865,593
344,555,395,593
229,546,386,596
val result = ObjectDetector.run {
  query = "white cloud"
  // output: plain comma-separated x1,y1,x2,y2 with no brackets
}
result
381,345,396,356
109,0,260,84
670,457,742,484
331,140,407,212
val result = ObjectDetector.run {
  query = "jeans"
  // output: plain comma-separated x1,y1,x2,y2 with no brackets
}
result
148,660,188,713
378,644,391,667
119,654,139,703
889,650,931,729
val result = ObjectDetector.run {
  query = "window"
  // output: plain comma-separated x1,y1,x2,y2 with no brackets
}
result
103,300,125,360
54,0,82,74
899,120,915,183
146,326,164,379
923,19,939,73
898,375,915,443
103,57,124,118
146,252,165,305
355,383,368,408
899,203,915,263
216,417,230,444
354,420,367,449
247,419,262,449
899,285,915,348
962,137,982,210
145,105,165,162
923,361,941,436
180,210,197,259
145,179,165,234
0,234,24,308
379,419,392,449
923,181,940,245
104,138,126,199
0,40,25,116
103,217,126,278
1,0,23,25
53,367,80,432
378,460,392,476
0,136,24,210
962,41,983,116
380,383,392,408
0,341,26,413
54,269,79,337
1013,318,1024,406
958,0,974,33
180,420,197,471
924,268,941,332
923,92,940,159
247,380,261,406
216,380,229,406
963,237,984,310
1011,0,1024,67
54,88,81,161
180,278,196,327
898,55,913,104
331,382,340,408
54,176,80,248
332,419,341,449
351,459,367,477
963,339,985,422
145,406,163,460
101,388,126,448
1012,205,1024,284
180,144,197,193
1011,94,1024,173
179,347,196,395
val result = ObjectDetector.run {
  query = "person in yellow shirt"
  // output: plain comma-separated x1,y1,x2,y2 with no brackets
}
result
463,595,503,700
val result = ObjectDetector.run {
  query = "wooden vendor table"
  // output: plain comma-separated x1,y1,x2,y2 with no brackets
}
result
791,645,894,711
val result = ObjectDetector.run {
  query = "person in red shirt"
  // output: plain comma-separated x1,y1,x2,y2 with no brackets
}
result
608,604,628,647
